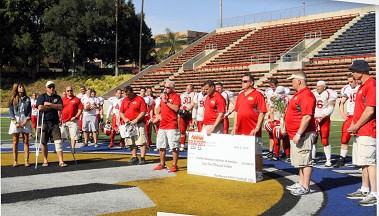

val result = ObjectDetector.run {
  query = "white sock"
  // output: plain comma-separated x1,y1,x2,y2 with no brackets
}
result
361,186,370,193
340,149,348,158
324,145,331,162
312,144,317,159
371,192,377,197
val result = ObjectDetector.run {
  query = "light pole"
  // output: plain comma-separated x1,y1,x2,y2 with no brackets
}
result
139,0,144,73
220,0,223,28
115,0,119,76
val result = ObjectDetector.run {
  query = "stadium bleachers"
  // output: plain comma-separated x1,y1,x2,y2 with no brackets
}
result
201,14,357,69
124,8,375,98
314,12,375,58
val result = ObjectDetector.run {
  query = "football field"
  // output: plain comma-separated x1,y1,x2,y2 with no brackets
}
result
1,116,376,215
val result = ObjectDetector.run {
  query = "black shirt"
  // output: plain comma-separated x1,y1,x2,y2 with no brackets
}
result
36,93,63,124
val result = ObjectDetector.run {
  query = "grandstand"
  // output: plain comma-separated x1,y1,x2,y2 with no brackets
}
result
104,6,375,101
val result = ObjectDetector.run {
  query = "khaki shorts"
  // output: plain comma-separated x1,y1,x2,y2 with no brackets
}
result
290,132,316,168
41,122,61,144
352,136,376,166
61,120,79,140
125,122,147,146
201,123,224,134
156,129,180,150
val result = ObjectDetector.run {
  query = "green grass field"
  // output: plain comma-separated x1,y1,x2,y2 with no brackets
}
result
0,116,352,156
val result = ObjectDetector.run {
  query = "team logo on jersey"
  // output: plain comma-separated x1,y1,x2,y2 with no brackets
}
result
53,99,58,103
293,96,298,100
248,97,253,100
359,90,363,94
71,100,76,103
211,100,215,104
132,101,137,104
169,99,172,102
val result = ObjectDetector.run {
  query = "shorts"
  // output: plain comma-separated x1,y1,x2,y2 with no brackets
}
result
290,132,316,168
156,129,180,150
201,123,224,134
8,121,32,135
41,122,61,144
352,136,376,166
125,122,147,146
31,115,37,128
83,115,98,132
61,120,79,140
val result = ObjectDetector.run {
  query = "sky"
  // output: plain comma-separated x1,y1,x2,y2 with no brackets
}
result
133,0,372,36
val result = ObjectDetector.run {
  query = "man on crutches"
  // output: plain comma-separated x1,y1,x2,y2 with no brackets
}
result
61,86,83,164
36,81,67,167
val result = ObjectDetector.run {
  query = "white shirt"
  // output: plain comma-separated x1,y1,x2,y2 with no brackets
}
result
193,92,207,121
106,96,123,119
82,96,98,116
180,91,195,110
312,89,338,118
340,84,360,116
31,98,38,116
221,90,235,109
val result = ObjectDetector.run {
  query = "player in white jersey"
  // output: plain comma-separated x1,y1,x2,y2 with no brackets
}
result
106,89,124,148
266,86,292,161
215,82,235,134
90,90,103,147
76,85,86,143
140,87,154,148
81,88,100,146
312,80,338,167
264,78,290,159
334,75,360,168
30,93,38,138
179,84,195,151
193,86,207,132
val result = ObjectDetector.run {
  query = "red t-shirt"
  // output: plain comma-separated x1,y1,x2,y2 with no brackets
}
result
284,87,316,139
353,77,376,137
62,96,83,123
234,89,267,137
203,91,226,125
160,92,181,129
120,95,147,123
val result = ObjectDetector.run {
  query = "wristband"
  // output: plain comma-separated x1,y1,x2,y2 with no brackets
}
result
296,132,302,137
164,100,168,104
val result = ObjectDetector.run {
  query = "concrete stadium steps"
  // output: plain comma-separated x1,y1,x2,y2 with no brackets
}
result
258,56,376,92
203,14,357,68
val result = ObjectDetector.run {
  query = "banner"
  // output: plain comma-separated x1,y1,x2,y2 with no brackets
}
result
187,132,256,183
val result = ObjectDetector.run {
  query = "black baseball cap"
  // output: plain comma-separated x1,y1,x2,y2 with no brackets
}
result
349,60,371,72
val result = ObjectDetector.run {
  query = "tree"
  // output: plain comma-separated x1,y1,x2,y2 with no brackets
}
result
0,0,53,78
155,28,187,61
41,0,114,73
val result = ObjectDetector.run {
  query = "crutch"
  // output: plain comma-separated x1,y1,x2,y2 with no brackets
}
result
35,111,44,169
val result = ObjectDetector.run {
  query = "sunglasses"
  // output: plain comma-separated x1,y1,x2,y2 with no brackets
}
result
47,85,55,89
66,90,73,92
164,86,171,89
242,80,250,83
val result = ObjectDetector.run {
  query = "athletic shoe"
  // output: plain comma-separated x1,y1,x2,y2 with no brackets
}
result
138,157,146,165
286,182,302,191
128,157,139,165
153,148,159,151
119,142,125,148
291,186,310,196
359,194,377,206
153,164,167,170
94,143,98,148
346,189,369,199
256,173,263,182
333,157,346,168
325,161,332,167
264,152,274,159
108,142,114,148
284,156,291,163
179,144,186,152
169,165,178,172
271,156,279,161
82,143,88,147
